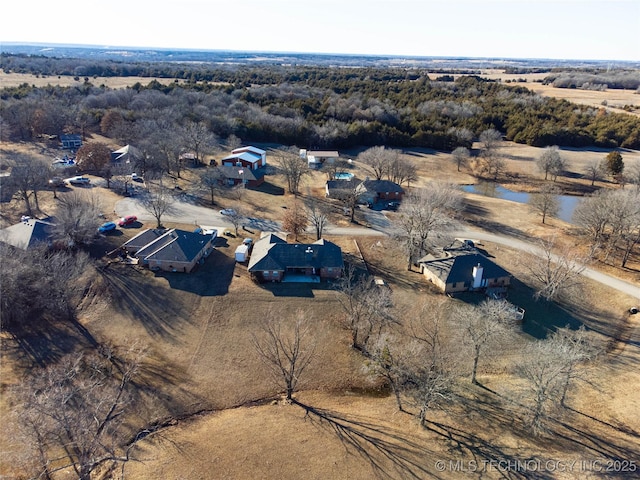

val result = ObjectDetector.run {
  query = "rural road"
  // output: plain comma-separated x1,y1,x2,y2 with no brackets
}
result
115,196,640,301
458,228,640,301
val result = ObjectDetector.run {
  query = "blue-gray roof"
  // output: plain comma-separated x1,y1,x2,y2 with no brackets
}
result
248,235,343,272
419,253,510,285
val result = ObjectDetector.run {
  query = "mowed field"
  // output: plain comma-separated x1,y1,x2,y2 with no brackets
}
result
2,133,640,478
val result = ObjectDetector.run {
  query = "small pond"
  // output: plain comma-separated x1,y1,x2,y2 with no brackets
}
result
462,182,582,224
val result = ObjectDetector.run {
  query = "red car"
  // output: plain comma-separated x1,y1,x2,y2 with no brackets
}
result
118,215,137,227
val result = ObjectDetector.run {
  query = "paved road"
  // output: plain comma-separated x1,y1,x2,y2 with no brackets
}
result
116,196,640,301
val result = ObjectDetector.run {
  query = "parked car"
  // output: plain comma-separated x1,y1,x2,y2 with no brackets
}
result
66,176,90,185
118,215,137,227
242,238,253,246
219,208,237,216
48,177,66,187
131,173,143,182
98,221,117,233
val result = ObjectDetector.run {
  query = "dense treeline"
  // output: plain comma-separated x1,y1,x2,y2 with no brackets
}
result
544,70,640,90
2,57,640,150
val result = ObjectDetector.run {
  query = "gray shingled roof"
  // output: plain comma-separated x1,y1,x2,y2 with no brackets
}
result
218,165,266,181
362,179,404,194
248,235,343,273
122,229,168,253
0,218,54,250
125,228,213,263
419,253,510,285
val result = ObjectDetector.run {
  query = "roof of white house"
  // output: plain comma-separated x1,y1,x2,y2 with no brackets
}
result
222,151,262,164
307,150,339,157
232,146,266,155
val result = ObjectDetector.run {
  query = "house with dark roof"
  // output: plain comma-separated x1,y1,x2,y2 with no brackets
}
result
419,252,511,294
217,165,266,187
358,179,404,205
111,144,141,164
0,218,55,250
325,178,358,198
122,228,215,273
60,134,82,150
248,233,343,282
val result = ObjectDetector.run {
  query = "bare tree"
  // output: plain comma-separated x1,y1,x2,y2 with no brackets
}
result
226,207,245,236
14,345,145,479
0,244,91,332
282,199,309,241
583,159,606,186
52,191,102,247
388,155,417,187
550,326,603,407
333,181,363,223
112,161,134,195
573,189,640,266
528,183,561,224
626,163,640,192
477,128,505,180
357,146,390,180
394,183,462,269
517,338,567,435
335,264,394,352
305,195,329,240
453,299,518,385
320,157,350,181
181,120,217,166
451,146,470,172
275,147,310,195
516,327,601,435
405,300,459,424
252,310,316,401
365,334,418,412
8,153,51,216
141,184,175,228
524,235,587,302
536,146,566,181
199,167,222,205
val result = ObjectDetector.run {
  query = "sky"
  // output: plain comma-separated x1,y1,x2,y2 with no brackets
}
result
3,0,639,61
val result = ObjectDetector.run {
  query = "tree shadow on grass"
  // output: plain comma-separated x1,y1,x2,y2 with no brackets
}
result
459,383,640,477
99,265,195,341
5,316,99,367
292,400,436,480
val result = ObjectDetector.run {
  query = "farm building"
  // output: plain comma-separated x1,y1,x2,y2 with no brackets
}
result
248,234,343,282
222,146,267,170
122,228,216,273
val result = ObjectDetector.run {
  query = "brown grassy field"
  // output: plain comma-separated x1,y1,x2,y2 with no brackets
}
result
1,137,640,479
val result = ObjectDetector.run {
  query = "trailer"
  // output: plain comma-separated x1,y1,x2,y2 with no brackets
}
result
235,244,249,262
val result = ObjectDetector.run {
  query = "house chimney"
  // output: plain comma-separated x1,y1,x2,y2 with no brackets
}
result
472,263,483,289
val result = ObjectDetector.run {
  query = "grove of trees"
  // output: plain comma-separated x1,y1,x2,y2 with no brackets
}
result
3,57,640,154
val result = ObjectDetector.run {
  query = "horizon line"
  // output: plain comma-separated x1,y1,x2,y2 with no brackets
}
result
1,41,638,64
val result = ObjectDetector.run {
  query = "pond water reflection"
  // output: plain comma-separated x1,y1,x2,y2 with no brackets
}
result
462,182,582,224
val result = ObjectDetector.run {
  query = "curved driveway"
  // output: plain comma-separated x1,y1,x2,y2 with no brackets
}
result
116,196,640,301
